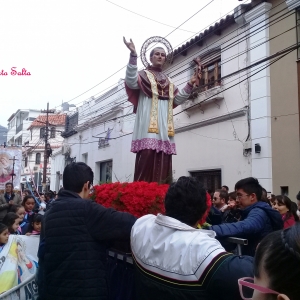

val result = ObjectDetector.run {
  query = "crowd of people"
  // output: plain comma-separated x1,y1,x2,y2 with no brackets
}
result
205,180,299,256
0,183,58,245
1,164,300,300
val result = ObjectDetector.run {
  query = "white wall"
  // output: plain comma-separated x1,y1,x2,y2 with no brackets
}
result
51,6,259,190
164,17,251,189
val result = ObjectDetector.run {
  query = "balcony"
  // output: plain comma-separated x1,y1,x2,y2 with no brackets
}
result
16,123,23,134
181,85,224,112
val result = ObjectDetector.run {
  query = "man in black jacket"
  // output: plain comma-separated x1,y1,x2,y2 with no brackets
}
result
37,162,136,300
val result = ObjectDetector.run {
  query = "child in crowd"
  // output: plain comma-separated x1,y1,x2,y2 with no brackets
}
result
26,214,43,236
9,204,26,235
19,196,36,234
239,222,300,300
0,223,9,253
2,213,20,234
22,196,35,219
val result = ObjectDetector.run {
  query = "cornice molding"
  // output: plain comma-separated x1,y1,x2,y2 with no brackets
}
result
244,2,272,23
285,0,300,10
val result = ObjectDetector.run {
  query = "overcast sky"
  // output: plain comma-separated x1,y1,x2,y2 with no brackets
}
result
0,0,246,127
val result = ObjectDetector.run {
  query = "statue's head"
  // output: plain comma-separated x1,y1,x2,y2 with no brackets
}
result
149,47,166,68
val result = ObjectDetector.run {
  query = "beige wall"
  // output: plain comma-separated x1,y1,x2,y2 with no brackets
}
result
269,0,300,199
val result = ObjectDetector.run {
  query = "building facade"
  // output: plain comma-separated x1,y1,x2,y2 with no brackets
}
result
24,114,66,192
50,0,300,196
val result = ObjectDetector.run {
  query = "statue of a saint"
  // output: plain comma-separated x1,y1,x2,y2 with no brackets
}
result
124,37,200,183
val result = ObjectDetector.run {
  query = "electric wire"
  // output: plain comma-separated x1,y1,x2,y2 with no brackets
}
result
106,0,197,33
77,20,297,126
57,0,283,110
52,0,215,108
64,43,298,146
74,3,292,122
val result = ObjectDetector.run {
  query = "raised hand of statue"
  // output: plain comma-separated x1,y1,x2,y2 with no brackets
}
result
123,37,137,56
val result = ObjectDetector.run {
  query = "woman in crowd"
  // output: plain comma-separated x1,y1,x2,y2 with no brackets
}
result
0,223,9,253
239,222,300,300
273,195,299,229
26,214,43,236
2,212,20,234
223,192,241,223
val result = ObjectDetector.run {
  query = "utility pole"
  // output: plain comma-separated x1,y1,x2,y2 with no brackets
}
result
41,102,55,192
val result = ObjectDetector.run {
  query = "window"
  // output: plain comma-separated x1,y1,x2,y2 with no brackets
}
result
50,127,56,138
82,153,88,164
40,127,46,139
281,186,289,196
198,59,221,92
24,157,28,167
35,153,41,165
15,136,22,146
100,160,112,183
190,169,221,193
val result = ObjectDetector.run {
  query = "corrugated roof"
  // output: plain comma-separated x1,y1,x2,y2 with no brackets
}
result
28,114,66,130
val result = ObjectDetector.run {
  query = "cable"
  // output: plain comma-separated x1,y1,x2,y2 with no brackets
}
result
60,0,281,110
77,21,296,126
174,43,298,115
64,44,298,146
75,4,292,121
76,37,297,132
52,0,215,109
106,0,197,34
59,1,250,111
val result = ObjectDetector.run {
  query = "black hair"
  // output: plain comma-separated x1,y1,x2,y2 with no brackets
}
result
275,195,299,223
164,176,207,227
5,182,13,188
296,191,300,201
254,223,300,300
2,212,19,234
21,195,35,207
235,177,262,201
228,191,236,201
8,204,23,213
0,223,8,235
221,185,229,192
63,162,94,193
26,214,43,234
150,47,166,58
215,189,229,203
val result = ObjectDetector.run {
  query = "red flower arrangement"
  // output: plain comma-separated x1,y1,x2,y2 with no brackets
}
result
92,181,169,218
92,181,212,225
